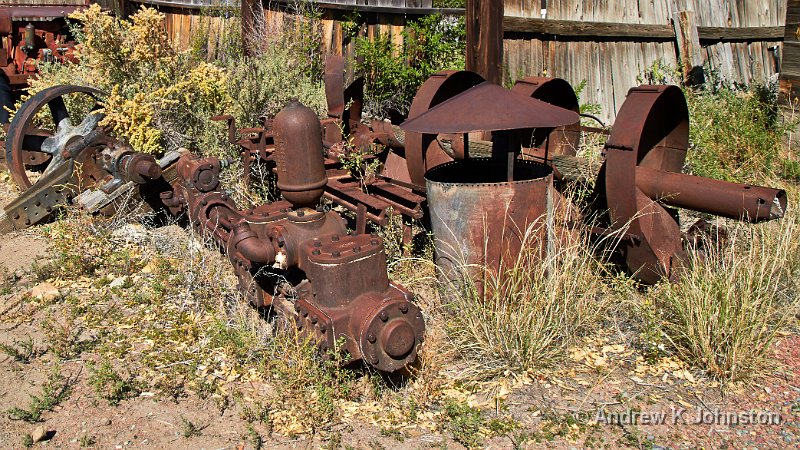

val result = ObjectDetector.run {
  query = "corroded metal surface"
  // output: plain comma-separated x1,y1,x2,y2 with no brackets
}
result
426,158,552,295
401,81,580,134
403,70,485,188
511,77,581,157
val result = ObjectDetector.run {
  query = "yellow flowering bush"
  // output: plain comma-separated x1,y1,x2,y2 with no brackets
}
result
24,5,230,155
21,3,324,157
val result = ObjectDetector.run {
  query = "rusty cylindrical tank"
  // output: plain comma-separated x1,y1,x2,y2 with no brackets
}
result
425,158,553,299
273,100,328,208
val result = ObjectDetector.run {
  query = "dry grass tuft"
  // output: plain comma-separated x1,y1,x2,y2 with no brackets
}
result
442,222,617,381
653,191,800,382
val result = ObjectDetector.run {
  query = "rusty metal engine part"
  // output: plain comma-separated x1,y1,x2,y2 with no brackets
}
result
1,88,426,372
163,101,425,372
401,81,580,187
596,85,786,283
0,4,85,124
401,70,486,188
0,84,171,232
510,77,582,157
426,158,553,297
422,84,786,283
5,85,106,189
273,100,328,209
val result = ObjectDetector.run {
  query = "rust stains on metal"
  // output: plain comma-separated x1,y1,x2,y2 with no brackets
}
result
426,158,552,296
400,81,580,134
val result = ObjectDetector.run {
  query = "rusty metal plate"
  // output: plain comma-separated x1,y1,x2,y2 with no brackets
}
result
400,81,580,134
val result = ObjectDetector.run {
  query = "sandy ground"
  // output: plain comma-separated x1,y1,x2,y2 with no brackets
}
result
0,183,798,450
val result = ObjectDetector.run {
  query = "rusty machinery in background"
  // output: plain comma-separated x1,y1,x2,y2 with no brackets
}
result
2,86,425,373
0,2,87,124
210,56,786,285
306,58,787,284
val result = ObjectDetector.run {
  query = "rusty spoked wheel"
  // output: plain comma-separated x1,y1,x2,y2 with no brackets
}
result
598,85,689,284
6,85,105,189
511,77,581,156
398,70,486,188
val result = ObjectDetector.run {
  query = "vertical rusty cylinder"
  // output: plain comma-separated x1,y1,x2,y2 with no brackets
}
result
425,158,552,297
273,100,328,209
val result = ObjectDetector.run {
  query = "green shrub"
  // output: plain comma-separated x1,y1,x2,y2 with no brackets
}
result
685,80,793,183
355,14,465,116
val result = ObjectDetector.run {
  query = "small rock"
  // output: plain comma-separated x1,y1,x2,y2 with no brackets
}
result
28,282,60,302
141,264,155,274
109,276,128,289
98,417,112,426
31,426,49,443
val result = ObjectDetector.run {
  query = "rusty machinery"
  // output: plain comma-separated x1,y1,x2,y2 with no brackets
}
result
2,86,425,372
306,63,787,285
0,2,86,124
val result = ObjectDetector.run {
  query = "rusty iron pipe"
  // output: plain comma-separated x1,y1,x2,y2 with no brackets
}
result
231,221,275,264
636,166,787,222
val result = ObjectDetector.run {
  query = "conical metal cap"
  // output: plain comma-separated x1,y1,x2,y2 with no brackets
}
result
400,82,580,133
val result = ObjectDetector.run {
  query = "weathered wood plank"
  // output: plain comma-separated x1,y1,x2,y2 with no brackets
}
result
503,16,785,42
503,16,676,39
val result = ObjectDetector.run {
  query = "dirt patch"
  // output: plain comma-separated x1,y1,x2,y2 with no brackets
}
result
0,231,49,275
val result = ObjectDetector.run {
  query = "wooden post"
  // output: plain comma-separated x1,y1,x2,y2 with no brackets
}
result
241,0,258,56
672,7,704,85
466,0,503,85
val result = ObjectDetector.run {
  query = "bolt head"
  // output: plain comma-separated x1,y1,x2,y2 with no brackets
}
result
399,303,409,314
367,333,377,343
312,249,321,256
379,311,388,322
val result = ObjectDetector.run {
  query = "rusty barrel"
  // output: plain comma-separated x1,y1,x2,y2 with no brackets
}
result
425,158,553,299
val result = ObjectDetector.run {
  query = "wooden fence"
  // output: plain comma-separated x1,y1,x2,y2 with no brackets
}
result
506,0,786,122
129,0,787,122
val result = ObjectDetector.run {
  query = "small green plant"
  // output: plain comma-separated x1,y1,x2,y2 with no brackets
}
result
180,415,204,438
0,337,41,363
337,141,382,192
42,312,90,360
7,367,72,423
79,435,97,447
246,424,263,450
88,360,141,406
442,399,484,449
21,434,33,448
